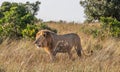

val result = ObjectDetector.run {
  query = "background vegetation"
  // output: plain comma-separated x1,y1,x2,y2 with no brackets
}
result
0,1,56,41
80,0,120,38
0,0,120,40
0,1,120,72
80,0,120,22
0,22,120,72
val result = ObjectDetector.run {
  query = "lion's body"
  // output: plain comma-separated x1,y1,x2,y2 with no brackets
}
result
51,33,82,57
53,40,69,53
34,30,82,61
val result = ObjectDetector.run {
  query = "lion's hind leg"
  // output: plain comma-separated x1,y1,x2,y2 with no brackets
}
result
49,53,56,62
67,51,72,59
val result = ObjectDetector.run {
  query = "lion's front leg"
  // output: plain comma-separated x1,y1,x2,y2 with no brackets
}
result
49,53,56,62
53,49,58,56
44,47,56,62
68,51,75,61
68,51,72,59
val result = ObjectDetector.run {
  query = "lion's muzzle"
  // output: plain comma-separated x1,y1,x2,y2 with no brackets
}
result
34,39,42,48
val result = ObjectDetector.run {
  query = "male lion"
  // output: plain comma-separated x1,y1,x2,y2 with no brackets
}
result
34,29,84,61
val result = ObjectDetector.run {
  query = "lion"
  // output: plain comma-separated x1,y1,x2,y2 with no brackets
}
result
53,40,73,59
34,29,89,61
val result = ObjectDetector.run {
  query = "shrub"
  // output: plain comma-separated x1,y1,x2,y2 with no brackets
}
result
0,25,3,35
100,17,120,38
0,1,57,40
80,24,106,40
21,23,57,39
22,24,37,39
90,29,100,38
0,22,57,40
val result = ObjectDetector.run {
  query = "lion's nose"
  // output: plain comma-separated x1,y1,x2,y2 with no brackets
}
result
38,45,41,47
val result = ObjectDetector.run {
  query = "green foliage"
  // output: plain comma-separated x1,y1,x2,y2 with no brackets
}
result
80,25,99,37
90,29,100,38
0,1,56,40
0,1,41,38
22,24,37,39
21,23,57,39
80,0,120,38
80,17,120,39
80,24,106,40
80,0,120,22
100,17,120,37
0,25,4,42
0,25,3,34
26,1,41,16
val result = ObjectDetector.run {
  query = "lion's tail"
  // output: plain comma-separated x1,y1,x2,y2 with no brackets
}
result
76,44,92,57
82,50,93,57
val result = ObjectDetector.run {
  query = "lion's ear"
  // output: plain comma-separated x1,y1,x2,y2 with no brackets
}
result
43,31,50,38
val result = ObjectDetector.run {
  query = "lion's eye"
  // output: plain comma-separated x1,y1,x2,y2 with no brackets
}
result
43,34,46,37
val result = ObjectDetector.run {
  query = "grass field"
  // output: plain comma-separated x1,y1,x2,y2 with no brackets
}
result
0,22,120,72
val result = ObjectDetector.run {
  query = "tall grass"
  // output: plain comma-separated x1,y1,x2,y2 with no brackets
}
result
0,22,120,72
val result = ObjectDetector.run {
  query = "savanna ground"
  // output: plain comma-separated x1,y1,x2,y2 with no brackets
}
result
0,22,120,72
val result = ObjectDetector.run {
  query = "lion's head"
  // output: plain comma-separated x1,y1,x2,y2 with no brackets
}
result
34,30,53,48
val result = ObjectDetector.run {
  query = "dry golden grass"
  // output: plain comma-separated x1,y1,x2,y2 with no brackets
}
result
0,22,120,72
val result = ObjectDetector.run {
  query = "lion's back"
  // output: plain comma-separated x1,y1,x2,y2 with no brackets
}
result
61,33,80,42
52,33,80,47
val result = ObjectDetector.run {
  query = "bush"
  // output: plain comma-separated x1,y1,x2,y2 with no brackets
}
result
80,24,106,40
90,29,100,38
22,24,37,39
0,1,57,40
21,23,57,39
0,22,57,40
100,17,120,38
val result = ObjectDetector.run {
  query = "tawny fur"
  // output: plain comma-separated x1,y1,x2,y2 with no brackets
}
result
34,29,84,61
